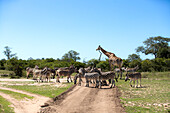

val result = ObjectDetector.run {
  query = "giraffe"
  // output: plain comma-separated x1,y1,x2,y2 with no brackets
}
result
96,45,123,76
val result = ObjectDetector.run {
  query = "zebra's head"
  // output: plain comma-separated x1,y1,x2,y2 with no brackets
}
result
90,68,102,75
34,65,39,69
78,68,85,75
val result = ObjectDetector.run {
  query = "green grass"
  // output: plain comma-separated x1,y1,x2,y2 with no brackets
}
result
0,70,14,78
5,82,74,98
0,95,14,113
0,81,34,84
0,89,33,100
117,72,170,113
0,70,14,74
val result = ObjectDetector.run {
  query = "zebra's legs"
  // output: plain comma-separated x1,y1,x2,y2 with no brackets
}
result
56,76,60,83
109,79,111,84
67,76,70,83
120,71,123,79
110,79,115,88
99,80,102,89
133,80,135,87
78,76,81,86
26,72,29,79
136,79,138,88
95,79,99,88
130,79,132,87
70,76,72,82
85,78,89,87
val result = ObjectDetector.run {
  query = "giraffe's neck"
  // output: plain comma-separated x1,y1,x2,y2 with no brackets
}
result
100,47,111,58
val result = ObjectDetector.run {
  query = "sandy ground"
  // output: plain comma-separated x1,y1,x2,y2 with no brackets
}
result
0,78,66,83
40,84,125,113
0,78,67,113
0,86,50,113
0,78,125,113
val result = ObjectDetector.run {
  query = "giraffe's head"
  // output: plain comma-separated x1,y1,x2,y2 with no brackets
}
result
96,45,101,51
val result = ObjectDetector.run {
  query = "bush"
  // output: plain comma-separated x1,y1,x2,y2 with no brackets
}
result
141,60,152,72
5,58,24,77
96,61,109,71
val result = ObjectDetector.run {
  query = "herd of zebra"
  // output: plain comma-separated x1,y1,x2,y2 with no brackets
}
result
26,65,142,88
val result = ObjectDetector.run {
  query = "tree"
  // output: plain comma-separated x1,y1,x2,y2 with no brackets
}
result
3,46,16,59
62,50,80,62
136,36,170,58
5,57,24,78
157,47,170,58
127,54,141,62
96,61,109,71
0,59,6,70
129,59,141,69
87,59,100,67
141,60,152,72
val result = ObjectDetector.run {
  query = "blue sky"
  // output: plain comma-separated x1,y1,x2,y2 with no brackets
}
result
0,0,170,61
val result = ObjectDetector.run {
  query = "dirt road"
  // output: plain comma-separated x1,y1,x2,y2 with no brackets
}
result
0,87,50,113
41,85,125,113
0,78,125,113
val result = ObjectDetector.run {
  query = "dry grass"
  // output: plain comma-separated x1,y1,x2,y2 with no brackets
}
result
117,72,170,113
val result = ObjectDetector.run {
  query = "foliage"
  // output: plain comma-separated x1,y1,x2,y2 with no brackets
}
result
157,47,170,58
62,50,80,62
0,59,6,70
127,54,141,62
141,60,152,72
96,60,110,71
72,61,86,69
3,46,16,60
87,59,100,67
136,36,170,58
122,59,129,68
4,58,24,78
129,59,141,69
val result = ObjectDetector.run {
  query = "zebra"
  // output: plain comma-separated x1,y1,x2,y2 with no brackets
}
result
33,69,43,82
74,68,97,86
56,65,77,83
115,67,126,79
74,68,86,85
125,72,142,88
46,67,59,79
84,72,100,88
90,68,116,88
26,67,34,79
40,67,52,82
84,66,91,73
26,65,39,79
125,65,139,75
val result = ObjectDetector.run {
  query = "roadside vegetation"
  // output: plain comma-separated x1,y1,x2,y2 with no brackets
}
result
0,89,33,100
4,82,74,98
0,95,14,113
117,72,170,113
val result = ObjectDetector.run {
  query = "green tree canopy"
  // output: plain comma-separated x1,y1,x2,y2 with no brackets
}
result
62,50,80,62
87,59,99,67
136,36,170,58
127,54,141,62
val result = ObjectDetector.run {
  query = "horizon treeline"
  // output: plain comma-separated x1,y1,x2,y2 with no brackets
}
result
0,36,169,78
